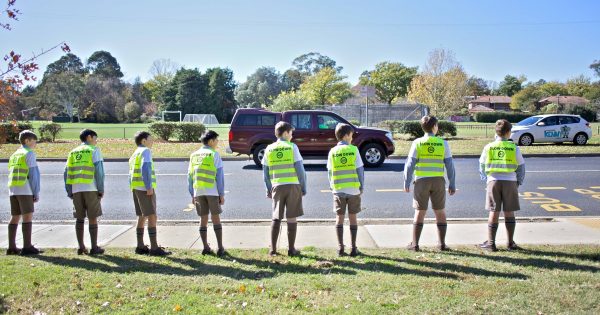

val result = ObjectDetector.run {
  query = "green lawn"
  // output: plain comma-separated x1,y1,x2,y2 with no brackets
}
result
1,246,599,313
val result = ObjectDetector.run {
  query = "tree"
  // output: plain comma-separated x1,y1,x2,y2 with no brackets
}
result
281,69,304,91
539,81,568,96
87,50,124,78
235,67,284,108
590,60,600,78
44,53,86,77
80,76,126,122
270,91,314,112
166,68,206,115
359,62,418,104
510,85,543,111
124,101,143,122
204,67,237,122
565,75,592,97
37,71,85,121
299,67,352,105
149,58,179,78
407,49,469,117
292,52,342,75
466,76,491,96
143,74,172,111
497,75,526,96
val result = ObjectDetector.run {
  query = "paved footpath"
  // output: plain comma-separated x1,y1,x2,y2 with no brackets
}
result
1,217,600,250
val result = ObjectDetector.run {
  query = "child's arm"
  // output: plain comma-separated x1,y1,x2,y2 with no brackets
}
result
443,141,456,192
63,165,72,197
27,152,40,200
263,165,272,197
478,146,487,182
94,161,105,194
515,147,525,186
141,150,153,191
294,161,306,195
403,142,417,190
357,167,364,192
187,161,194,197
216,167,225,196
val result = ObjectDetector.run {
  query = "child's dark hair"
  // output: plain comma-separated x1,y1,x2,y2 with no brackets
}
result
79,129,98,142
275,121,293,138
335,123,354,141
134,131,151,146
201,130,219,145
495,119,512,137
420,115,438,133
19,130,37,145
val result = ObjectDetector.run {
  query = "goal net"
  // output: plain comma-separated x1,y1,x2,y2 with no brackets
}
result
183,114,219,124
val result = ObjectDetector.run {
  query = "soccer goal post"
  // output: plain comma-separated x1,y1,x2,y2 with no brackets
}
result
161,111,182,122
182,114,219,124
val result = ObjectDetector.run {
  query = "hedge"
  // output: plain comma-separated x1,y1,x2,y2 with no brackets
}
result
473,112,533,123
175,122,206,142
38,123,62,142
379,120,457,138
568,105,598,122
149,122,177,141
0,122,34,143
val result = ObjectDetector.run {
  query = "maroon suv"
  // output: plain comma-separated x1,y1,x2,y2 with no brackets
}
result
227,109,395,167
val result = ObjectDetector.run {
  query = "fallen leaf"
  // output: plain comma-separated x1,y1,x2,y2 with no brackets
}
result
239,284,246,294
173,304,183,312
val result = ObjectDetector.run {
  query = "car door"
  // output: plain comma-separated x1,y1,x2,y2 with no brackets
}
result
287,113,319,154
537,116,561,143
558,116,578,141
314,113,345,151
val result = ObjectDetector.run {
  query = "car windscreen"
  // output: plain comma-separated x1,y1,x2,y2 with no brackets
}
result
516,116,541,126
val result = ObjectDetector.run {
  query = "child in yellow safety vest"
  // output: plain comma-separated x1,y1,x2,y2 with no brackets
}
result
7,130,43,255
479,119,525,252
129,131,171,256
327,123,364,257
188,130,226,257
64,129,105,256
403,116,456,251
262,121,307,257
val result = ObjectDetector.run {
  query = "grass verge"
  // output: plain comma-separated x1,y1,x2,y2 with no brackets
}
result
1,246,599,313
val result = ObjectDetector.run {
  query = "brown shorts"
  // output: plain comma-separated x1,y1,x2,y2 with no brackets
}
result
413,177,446,211
9,195,35,216
72,191,103,219
195,196,222,216
272,184,304,219
486,180,520,212
333,194,361,215
133,190,157,217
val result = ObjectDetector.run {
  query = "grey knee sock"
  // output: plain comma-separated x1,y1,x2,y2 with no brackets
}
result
89,224,98,249
335,224,344,249
270,219,281,252
199,226,209,249
148,227,158,250
8,223,18,250
412,222,424,245
213,224,223,250
287,222,298,250
350,225,358,248
22,222,33,248
136,228,145,248
75,220,85,249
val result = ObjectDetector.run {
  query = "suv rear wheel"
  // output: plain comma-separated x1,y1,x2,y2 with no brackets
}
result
573,132,588,145
360,143,385,167
518,133,534,146
252,143,269,167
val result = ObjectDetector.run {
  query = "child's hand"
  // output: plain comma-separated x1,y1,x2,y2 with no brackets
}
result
404,187,410,193
33,196,39,203
219,196,225,205
448,188,456,196
146,188,154,196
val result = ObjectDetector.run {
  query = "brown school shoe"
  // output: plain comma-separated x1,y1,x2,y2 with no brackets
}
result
268,250,278,257
149,247,172,256
135,245,150,255
89,246,105,256
287,248,301,257
77,248,89,255
202,247,214,255
21,246,43,255
479,241,498,252
406,242,420,252
216,248,227,257
439,244,451,251
507,242,522,251
6,248,21,255
349,247,361,257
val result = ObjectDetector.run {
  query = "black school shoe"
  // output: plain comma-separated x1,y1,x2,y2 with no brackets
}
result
479,241,498,252
268,250,278,257
20,246,43,255
77,248,89,255
216,248,227,257
202,247,214,255
149,247,171,256
337,246,346,257
507,242,522,251
439,244,451,251
135,245,150,255
89,246,105,256
406,242,420,252
349,247,360,257
6,248,21,255
287,248,301,257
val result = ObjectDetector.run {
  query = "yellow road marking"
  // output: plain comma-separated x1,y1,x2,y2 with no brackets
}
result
590,186,600,189
537,186,566,190
320,190,332,193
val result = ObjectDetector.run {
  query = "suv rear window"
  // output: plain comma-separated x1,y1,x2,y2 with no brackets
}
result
290,114,313,130
236,114,276,126
559,116,579,124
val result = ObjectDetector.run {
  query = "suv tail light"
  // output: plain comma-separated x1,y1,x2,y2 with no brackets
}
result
586,122,591,128
229,130,234,142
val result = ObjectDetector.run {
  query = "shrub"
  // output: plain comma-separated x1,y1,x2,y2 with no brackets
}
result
568,105,597,122
38,123,62,142
149,122,177,141
348,119,360,126
0,122,34,143
379,120,456,138
473,112,533,123
124,101,143,122
175,122,206,142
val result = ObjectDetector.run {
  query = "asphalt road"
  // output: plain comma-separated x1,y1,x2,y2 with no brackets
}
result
1,157,600,221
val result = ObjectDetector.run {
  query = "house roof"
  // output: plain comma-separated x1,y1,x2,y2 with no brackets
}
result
469,95,512,104
468,105,495,113
538,95,589,105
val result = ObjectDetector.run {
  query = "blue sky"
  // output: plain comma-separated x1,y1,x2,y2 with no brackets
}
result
4,0,600,85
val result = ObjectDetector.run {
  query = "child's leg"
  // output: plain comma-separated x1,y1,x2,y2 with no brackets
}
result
211,214,223,250
136,216,146,249
21,213,33,249
349,213,358,249
433,210,447,247
8,215,20,251
336,214,345,250
287,216,298,251
88,217,99,249
412,210,427,246
504,211,516,244
487,210,501,244
75,219,85,250
199,215,210,249
147,214,158,250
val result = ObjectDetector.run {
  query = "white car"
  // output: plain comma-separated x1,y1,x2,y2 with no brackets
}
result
510,114,592,146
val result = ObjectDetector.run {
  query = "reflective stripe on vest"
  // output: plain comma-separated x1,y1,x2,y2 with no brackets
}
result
415,136,445,177
190,147,217,189
485,141,518,174
266,141,298,185
8,147,30,187
66,144,95,185
129,147,157,190
329,144,360,190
